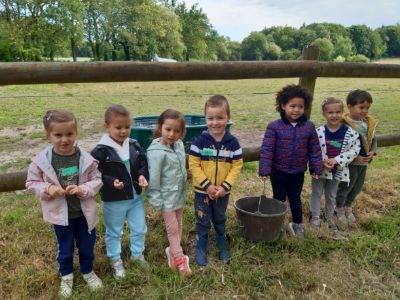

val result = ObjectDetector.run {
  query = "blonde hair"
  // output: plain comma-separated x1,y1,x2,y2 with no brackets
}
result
321,97,344,112
43,110,77,133
204,95,231,119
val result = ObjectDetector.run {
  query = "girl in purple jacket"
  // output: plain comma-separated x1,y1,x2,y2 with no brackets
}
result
258,85,323,238
26,110,103,298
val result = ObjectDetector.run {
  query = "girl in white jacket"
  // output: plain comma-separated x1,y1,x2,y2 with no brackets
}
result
310,98,360,231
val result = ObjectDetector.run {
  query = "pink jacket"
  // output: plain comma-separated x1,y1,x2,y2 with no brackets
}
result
26,146,102,231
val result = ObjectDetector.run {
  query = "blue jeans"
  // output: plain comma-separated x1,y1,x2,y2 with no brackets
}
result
194,193,229,239
102,196,147,260
53,216,96,276
270,169,305,224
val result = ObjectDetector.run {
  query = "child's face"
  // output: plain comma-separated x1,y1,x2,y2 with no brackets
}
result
281,97,305,122
47,121,77,155
160,118,183,145
323,103,343,128
104,114,132,145
347,101,371,120
205,105,229,140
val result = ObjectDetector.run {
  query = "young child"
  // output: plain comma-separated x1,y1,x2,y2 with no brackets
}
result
335,90,377,226
146,109,192,276
189,95,243,266
91,104,149,279
258,84,323,238
310,97,360,232
26,110,103,298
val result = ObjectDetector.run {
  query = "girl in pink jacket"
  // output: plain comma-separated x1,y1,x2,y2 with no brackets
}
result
26,110,103,298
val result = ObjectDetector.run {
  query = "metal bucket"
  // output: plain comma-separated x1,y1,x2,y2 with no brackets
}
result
234,196,287,242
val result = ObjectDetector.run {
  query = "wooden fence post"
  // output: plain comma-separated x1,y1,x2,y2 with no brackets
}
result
299,45,320,118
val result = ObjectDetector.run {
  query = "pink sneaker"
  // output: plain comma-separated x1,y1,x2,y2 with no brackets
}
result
174,255,192,277
165,247,176,270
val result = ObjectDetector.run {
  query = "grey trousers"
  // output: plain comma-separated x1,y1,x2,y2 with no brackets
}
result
310,177,340,219
336,164,367,208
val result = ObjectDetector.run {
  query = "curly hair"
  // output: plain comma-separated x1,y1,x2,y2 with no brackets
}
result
275,84,313,113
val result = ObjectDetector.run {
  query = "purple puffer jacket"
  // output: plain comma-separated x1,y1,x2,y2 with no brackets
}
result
259,115,323,176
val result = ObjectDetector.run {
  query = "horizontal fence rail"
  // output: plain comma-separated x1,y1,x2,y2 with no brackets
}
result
1,134,399,193
1,46,400,193
1,61,400,85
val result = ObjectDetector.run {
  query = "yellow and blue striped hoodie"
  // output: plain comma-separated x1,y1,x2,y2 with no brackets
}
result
188,130,243,195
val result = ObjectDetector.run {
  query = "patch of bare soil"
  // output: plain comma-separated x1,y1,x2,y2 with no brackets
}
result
230,129,264,148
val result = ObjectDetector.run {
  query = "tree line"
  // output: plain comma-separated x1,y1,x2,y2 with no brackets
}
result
0,0,399,62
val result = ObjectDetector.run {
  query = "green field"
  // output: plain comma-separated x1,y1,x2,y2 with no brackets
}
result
0,78,399,298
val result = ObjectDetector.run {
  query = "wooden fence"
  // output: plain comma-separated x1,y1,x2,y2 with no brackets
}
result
1,45,400,192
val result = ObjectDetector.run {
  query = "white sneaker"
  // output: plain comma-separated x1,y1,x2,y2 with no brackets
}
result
345,207,356,224
82,271,103,291
59,273,73,298
131,254,149,269
111,258,126,279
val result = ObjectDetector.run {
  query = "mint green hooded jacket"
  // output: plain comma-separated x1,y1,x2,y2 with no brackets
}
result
146,138,187,212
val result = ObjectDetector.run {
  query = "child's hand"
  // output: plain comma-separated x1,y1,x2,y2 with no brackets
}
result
354,155,370,163
365,151,375,162
48,185,65,198
311,173,320,180
138,175,148,188
323,158,337,169
114,179,124,190
65,185,84,197
214,186,227,199
206,185,219,199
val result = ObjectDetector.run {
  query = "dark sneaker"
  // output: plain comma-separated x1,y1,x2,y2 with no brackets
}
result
326,217,338,233
310,216,321,230
288,222,305,239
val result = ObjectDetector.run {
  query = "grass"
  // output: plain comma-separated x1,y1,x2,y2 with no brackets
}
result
0,77,399,298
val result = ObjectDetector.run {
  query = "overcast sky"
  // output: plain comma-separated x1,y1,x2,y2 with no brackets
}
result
182,0,400,42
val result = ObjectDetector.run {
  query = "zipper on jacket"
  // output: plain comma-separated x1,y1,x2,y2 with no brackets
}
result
214,147,219,185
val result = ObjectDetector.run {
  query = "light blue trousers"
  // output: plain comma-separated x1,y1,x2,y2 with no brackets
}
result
103,196,147,260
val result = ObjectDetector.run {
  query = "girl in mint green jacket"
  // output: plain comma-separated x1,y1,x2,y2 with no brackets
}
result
146,109,191,276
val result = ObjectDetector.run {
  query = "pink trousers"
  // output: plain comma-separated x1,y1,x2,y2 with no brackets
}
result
162,208,184,259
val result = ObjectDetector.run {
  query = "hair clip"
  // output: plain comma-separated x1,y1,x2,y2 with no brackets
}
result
46,112,52,121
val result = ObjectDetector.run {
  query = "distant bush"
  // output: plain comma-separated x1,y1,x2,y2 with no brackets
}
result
347,54,370,63
334,55,346,62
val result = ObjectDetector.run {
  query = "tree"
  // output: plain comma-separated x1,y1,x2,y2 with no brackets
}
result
44,0,84,61
378,25,400,57
262,26,297,51
264,41,281,60
281,48,301,60
332,36,352,59
348,25,372,57
311,38,334,61
295,27,316,49
241,31,267,60
173,2,211,61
